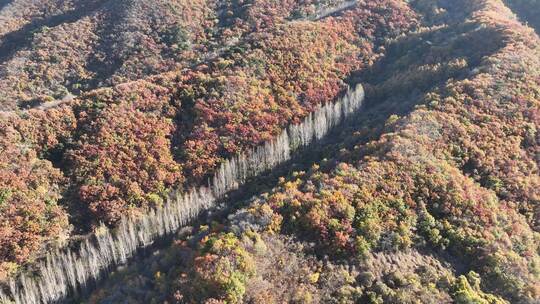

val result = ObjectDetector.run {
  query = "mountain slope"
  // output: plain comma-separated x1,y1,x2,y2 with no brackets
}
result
0,0,417,282
84,0,540,303
0,0,539,303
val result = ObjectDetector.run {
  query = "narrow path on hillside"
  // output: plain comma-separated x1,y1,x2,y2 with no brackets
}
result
74,8,508,299
0,0,359,115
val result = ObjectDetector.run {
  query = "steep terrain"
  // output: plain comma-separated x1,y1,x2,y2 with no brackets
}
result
86,0,540,303
0,0,352,110
0,0,415,284
0,0,539,303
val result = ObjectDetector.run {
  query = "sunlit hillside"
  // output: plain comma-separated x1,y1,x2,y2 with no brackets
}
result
0,0,539,303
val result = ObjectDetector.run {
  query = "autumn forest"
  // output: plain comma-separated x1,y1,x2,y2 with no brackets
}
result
0,0,539,303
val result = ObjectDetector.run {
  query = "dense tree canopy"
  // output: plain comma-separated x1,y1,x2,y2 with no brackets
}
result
0,1,539,303
85,0,540,303
0,0,418,277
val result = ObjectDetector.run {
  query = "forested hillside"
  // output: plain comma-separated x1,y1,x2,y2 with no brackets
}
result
0,0,354,110
0,0,416,283
88,0,540,303
0,0,539,303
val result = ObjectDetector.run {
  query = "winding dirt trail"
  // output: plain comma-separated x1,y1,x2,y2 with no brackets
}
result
0,1,359,116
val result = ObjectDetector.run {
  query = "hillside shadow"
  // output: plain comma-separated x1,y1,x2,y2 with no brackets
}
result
0,0,108,64
67,22,487,303
0,0,11,12
67,81,427,303
502,0,540,34
24,3,511,302
81,0,131,91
